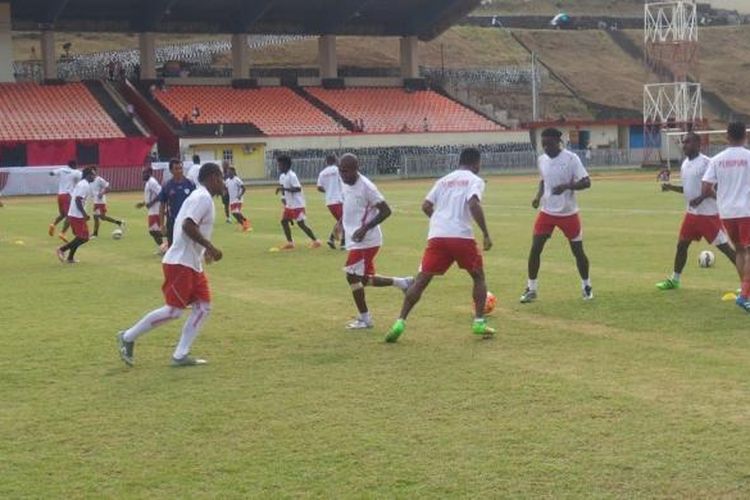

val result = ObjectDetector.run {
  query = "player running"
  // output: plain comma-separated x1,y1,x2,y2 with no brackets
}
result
135,166,165,253
701,122,750,312
520,127,593,303
317,154,345,249
338,153,412,330
274,155,321,250
657,132,736,290
159,159,196,247
117,163,225,367
56,167,96,264
48,160,81,240
387,148,494,342
89,167,125,238
225,166,251,231
221,160,232,223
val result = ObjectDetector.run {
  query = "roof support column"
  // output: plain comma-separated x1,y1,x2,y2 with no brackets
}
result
41,30,57,80
0,2,14,82
400,36,419,79
139,32,157,80
318,35,338,79
231,33,250,79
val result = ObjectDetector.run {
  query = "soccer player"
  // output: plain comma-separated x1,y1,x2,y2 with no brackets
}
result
159,159,196,247
317,154,345,249
338,153,412,329
89,167,125,238
274,155,321,250
225,166,251,231
135,166,165,252
387,148,494,342
657,132,736,290
701,122,750,312
221,160,232,223
520,127,593,303
48,160,81,240
56,167,96,264
117,162,225,367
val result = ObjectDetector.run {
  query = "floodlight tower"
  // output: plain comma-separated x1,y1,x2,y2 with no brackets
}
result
643,0,702,166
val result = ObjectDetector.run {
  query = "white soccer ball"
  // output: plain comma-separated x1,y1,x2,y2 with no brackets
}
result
698,250,715,268
112,228,124,240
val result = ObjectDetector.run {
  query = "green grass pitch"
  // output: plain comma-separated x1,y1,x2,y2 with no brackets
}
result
2,171,750,497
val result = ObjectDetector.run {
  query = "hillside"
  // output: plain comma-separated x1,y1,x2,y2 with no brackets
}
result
474,0,643,16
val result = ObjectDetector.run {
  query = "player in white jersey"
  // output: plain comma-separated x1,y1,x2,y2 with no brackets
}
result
118,163,225,367
701,122,750,312
317,154,345,249
521,128,593,303
657,132,736,290
135,166,165,252
386,148,495,342
89,167,125,238
274,155,321,250
48,160,82,240
224,166,251,232
337,154,412,329
56,167,96,264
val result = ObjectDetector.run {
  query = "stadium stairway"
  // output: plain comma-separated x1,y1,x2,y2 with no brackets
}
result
289,86,356,132
83,80,145,137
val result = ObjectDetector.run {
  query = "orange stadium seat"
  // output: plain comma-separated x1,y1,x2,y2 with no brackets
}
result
306,87,505,134
153,86,346,136
0,83,125,141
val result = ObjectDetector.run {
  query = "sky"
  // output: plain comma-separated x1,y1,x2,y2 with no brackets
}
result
709,0,750,13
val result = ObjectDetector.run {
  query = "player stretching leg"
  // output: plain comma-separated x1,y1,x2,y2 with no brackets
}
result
117,163,225,367
339,154,412,329
275,155,321,250
657,132,736,290
521,128,593,303
57,167,96,264
90,168,124,238
224,166,251,231
701,122,750,312
387,148,494,342
135,166,165,253
317,154,345,249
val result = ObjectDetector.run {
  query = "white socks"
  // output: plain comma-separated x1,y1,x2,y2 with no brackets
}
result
359,311,372,324
582,278,592,289
173,301,211,359
527,279,538,291
123,305,182,342
392,277,409,290
672,272,681,282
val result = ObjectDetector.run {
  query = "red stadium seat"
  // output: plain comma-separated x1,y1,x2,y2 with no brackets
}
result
0,83,125,141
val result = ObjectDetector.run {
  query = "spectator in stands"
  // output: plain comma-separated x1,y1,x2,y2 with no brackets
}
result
126,103,135,119
192,106,201,121
400,123,410,133
182,113,191,128
423,117,430,132
149,83,157,97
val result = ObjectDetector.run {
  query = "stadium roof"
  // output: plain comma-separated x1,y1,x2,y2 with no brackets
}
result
9,0,481,40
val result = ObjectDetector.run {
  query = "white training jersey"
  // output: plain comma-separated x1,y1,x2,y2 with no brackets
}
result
90,176,110,205
224,176,244,204
144,177,162,216
342,174,385,250
702,146,750,219
68,179,91,218
316,165,344,205
53,167,82,195
186,163,201,185
279,170,305,209
425,169,485,240
680,154,718,216
538,149,589,216
162,185,215,273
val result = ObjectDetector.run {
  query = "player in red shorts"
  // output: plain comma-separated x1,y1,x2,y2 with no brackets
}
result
48,160,81,240
521,128,593,303
56,167,96,264
701,122,750,312
274,155,321,250
657,132,736,290
338,154,412,330
224,166,251,231
135,166,166,253
117,163,225,367
317,154,345,249
89,167,125,238
387,148,494,342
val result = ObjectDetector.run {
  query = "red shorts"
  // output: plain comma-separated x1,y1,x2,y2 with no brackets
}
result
68,216,89,240
679,213,726,244
327,203,343,221
147,214,160,231
722,217,750,249
230,202,243,214
534,212,582,241
93,203,107,216
282,207,306,221
344,246,379,277
161,263,211,308
420,237,483,275
57,194,71,216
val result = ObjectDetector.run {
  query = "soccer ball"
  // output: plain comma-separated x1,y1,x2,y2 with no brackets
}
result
484,292,497,315
112,228,124,240
698,250,715,268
